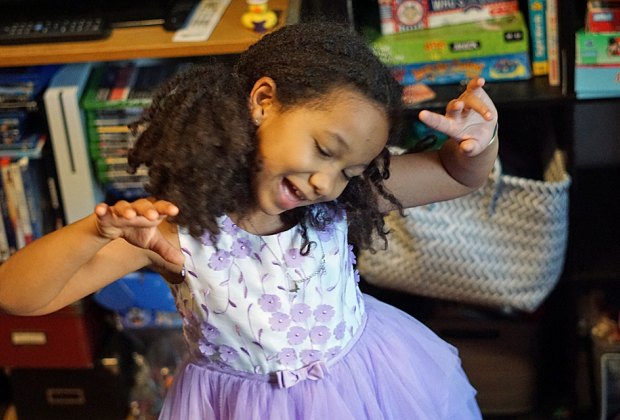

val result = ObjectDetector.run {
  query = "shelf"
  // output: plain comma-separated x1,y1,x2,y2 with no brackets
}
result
405,76,573,113
0,0,300,67
567,166,620,285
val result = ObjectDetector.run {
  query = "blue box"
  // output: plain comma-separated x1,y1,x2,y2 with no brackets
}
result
391,52,531,86
575,64,620,99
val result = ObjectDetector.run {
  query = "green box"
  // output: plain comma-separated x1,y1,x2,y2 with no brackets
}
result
372,12,529,65
576,29,620,65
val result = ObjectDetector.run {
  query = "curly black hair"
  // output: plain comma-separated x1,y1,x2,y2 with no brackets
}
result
128,21,404,252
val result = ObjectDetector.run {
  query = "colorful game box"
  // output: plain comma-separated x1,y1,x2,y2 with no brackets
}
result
390,53,531,85
378,0,519,35
576,28,620,65
586,0,620,33
372,13,531,85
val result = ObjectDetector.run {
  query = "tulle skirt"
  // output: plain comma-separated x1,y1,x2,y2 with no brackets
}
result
158,295,481,420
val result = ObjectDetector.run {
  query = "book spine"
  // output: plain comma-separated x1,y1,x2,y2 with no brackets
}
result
528,0,549,76
108,65,136,102
0,161,17,256
0,178,11,261
17,157,43,239
8,159,34,246
546,0,560,86
0,158,25,249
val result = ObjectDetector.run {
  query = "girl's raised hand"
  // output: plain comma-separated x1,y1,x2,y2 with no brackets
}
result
418,78,498,156
94,198,184,266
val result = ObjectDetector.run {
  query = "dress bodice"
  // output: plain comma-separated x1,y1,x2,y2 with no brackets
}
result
171,209,365,377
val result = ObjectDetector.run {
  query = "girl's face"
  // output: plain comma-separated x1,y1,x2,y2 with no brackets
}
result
252,88,389,218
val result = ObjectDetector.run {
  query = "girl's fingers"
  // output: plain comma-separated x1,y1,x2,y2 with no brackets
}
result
460,78,496,120
418,109,452,135
153,200,180,217
467,77,486,90
94,202,109,216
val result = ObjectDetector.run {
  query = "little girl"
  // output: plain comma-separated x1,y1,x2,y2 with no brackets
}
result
0,22,498,419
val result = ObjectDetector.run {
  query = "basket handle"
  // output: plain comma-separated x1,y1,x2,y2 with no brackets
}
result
485,157,504,217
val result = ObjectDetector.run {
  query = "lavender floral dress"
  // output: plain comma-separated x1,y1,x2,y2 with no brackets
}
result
159,208,482,420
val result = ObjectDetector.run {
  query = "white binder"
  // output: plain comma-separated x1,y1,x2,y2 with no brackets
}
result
44,63,103,224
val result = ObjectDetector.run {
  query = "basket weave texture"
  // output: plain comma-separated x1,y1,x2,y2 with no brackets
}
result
358,150,571,312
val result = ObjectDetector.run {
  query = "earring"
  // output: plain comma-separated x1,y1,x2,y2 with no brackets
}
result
254,118,261,126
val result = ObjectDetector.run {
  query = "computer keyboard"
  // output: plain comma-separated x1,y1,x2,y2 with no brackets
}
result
0,17,111,45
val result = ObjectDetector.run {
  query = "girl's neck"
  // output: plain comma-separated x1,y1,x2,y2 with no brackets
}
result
231,211,295,236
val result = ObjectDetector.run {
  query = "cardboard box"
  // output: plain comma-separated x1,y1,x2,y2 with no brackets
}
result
372,13,529,65
0,301,102,368
378,0,519,35
575,64,620,99
373,14,531,85
586,0,620,33
576,29,620,65
390,52,531,85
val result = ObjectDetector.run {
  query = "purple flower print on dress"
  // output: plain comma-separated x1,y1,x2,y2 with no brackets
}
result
258,294,281,312
290,303,311,323
209,250,231,271
221,217,240,235
309,325,331,345
198,338,217,356
354,269,360,284
201,322,220,340
300,349,322,365
278,348,297,366
269,312,291,331
316,224,335,242
200,231,216,246
287,326,308,345
283,248,304,268
313,304,335,322
219,345,239,363
231,237,252,258
334,321,346,340
325,346,341,359
347,244,357,266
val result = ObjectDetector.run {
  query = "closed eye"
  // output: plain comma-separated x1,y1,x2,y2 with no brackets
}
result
315,140,332,157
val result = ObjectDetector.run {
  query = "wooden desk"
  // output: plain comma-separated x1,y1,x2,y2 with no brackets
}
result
0,0,299,67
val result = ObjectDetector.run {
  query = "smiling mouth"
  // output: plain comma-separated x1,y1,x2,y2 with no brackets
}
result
284,178,307,201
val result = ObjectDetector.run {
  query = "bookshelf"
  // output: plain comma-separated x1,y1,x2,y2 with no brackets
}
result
0,0,301,67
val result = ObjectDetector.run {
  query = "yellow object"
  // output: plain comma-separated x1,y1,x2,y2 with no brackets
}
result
241,0,278,33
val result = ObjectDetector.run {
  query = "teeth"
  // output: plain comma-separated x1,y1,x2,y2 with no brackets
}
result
290,182,305,200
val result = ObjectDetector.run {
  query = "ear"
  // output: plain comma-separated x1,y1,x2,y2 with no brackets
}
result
249,76,277,125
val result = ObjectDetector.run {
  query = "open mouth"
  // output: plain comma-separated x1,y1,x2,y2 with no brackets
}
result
283,178,307,201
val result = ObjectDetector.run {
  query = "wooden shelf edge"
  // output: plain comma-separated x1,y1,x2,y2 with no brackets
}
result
0,0,298,67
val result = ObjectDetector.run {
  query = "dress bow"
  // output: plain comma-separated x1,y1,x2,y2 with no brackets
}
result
275,361,328,388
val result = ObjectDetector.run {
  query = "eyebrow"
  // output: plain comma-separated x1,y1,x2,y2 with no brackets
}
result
326,131,350,152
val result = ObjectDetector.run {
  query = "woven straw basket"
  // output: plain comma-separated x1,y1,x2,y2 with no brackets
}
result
358,150,571,313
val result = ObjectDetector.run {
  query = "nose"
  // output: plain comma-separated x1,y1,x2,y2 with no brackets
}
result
309,170,344,200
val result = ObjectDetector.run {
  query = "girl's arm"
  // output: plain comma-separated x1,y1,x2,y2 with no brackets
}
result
0,199,184,316
383,78,498,209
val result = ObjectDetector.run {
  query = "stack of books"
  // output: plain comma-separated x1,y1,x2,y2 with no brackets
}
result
80,61,189,200
0,65,60,262
371,0,533,88
0,66,57,158
575,0,620,99
378,0,519,34
525,0,561,86
372,9,531,87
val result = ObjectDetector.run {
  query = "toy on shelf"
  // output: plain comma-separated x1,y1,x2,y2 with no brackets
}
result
241,0,277,33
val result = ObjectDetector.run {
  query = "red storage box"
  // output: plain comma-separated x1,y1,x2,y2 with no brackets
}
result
0,301,102,368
